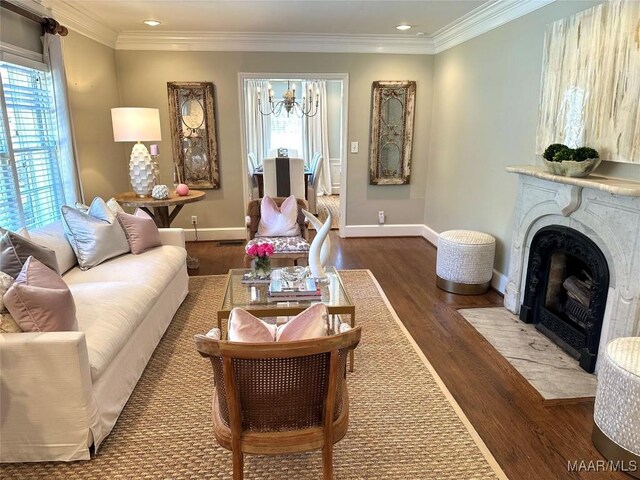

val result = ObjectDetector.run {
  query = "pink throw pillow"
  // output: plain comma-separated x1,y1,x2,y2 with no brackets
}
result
3,257,77,332
228,308,276,342
256,195,300,237
226,304,327,342
116,209,161,254
276,303,327,341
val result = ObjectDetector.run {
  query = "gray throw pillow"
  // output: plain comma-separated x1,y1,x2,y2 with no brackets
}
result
61,197,130,270
0,228,59,278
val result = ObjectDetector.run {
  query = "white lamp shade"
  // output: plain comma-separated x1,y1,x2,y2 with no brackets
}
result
111,107,162,142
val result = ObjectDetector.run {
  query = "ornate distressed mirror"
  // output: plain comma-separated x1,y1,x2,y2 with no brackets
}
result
369,81,416,185
167,82,220,189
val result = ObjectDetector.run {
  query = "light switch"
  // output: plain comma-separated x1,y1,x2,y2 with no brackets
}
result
350,141,359,153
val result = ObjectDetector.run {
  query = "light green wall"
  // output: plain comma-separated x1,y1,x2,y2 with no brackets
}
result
115,51,434,229
63,31,128,202
426,0,639,275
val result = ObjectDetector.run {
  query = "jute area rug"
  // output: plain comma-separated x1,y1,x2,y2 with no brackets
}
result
2,271,506,479
313,195,340,230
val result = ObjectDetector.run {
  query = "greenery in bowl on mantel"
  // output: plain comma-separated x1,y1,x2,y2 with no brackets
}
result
542,143,601,178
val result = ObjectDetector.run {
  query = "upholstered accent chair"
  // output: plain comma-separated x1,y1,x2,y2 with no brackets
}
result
307,153,324,215
194,326,362,480
244,197,310,266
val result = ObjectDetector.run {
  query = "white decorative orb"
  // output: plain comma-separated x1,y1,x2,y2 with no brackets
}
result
152,184,170,200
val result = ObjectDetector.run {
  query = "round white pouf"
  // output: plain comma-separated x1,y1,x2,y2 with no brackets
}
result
592,337,640,477
436,230,495,295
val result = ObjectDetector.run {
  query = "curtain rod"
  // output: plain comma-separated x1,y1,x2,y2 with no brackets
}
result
0,0,68,36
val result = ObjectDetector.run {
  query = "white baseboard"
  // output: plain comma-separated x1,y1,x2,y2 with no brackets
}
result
491,269,508,295
185,227,245,242
421,224,439,246
342,224,425,237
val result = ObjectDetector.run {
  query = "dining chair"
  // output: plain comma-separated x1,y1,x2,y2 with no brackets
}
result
263,157,306,199
247,152,260,171
194,326,362,480
247,154,259,200
307,154,324,215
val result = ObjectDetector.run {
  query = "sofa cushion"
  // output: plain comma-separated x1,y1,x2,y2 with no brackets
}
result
61,197,130,270
71,281,158,381
62,245,186,296
4,257,77,333
116,209,161,254
28,220,77,274
256,195,300,237
0,228,59,277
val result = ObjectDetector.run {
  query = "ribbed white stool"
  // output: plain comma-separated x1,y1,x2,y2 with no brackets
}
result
593,337,640,477
436,230,496,295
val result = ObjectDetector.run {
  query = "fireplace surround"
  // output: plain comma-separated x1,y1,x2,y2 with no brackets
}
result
504,166,640,370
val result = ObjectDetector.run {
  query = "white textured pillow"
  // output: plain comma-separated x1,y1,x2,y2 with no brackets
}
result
28,220,77,273
0,271,14,312
61,197,130,270
256,195,300,237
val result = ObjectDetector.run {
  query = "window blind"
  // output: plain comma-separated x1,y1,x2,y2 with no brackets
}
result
0,61,65,231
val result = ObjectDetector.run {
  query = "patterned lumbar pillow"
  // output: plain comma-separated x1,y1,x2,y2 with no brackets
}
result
61,197,130,270
227,303,327,342
256,195,300,237
0,271,22,332
116,208,161,254
0,228,59,278
3,257,77,332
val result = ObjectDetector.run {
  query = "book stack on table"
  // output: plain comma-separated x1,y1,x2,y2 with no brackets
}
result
268,278,322,302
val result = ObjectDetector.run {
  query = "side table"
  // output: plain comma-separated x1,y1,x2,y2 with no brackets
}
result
113,190,205,228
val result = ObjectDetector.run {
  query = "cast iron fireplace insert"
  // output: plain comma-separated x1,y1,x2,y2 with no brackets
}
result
519,225,609,373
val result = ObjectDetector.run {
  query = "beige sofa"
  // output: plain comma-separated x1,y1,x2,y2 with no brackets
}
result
0,227,189,462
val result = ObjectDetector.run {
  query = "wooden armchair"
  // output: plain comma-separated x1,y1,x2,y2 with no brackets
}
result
244,197,310,266
195,327,362,480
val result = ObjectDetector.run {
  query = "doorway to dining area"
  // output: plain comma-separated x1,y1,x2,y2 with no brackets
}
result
239,73,347,232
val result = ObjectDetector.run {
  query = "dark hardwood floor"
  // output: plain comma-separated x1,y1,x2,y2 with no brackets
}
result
186,234,623,480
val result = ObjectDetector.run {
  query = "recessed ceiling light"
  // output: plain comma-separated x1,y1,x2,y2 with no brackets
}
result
396,24,412,31
143,20,161,27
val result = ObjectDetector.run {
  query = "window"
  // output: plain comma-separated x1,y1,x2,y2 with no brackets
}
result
0,62,65,231
269,111,303,156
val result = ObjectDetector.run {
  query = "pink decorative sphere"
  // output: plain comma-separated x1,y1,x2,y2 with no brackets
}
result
175,184,190,196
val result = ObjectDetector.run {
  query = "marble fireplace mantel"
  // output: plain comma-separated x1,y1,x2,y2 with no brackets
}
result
504,166,640,364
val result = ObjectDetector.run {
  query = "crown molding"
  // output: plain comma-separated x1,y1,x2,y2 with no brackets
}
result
23,0,557,54
38,0,118,48
432,0,556,53
116,32,435,54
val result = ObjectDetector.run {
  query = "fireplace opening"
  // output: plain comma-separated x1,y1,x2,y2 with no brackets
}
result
519,226,609,373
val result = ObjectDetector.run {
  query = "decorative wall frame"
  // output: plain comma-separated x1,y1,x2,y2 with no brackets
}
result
536,1,640,164
369,80,416,185
167,82,220,188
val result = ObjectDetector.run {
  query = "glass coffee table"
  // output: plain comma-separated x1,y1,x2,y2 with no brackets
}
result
218,266,356,370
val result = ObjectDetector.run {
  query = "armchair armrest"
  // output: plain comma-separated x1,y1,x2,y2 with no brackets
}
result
0,332,101,462
159,228,185,248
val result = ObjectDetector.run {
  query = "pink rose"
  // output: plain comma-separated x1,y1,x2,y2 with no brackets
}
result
257,244,266,257
246,244,257,256
264,243,274,256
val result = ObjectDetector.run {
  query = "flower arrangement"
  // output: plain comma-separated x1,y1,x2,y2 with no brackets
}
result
245,242,275,276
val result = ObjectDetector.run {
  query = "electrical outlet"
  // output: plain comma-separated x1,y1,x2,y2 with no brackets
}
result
350,141,359,153
191,215,198,224
378,211,385,224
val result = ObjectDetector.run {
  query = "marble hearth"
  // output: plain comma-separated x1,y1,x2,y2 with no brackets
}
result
504,166,640,368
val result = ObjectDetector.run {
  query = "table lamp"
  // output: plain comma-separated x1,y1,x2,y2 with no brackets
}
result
111,107,162,197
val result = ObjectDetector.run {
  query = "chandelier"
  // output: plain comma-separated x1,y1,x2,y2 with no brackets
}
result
257,81,319,117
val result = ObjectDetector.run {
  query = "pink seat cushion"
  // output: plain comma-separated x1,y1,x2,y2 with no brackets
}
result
227,304,328,342
116,209,161,254
3,257,77,332
256,195,300,237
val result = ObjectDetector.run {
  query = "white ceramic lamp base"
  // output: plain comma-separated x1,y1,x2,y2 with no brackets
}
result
129,142,158,197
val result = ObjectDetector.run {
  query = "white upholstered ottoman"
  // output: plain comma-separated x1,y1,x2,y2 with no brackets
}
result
592,337,640,477
436,230,496,295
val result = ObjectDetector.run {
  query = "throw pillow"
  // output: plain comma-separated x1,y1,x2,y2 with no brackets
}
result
0,228,59,278
0,271,14,312
3,257,77,332
61,197,130,270
116,209,161,254
256,195,300,237
28,220,77,274
227,304,327,342
106,197,125,214
0,312,22,333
